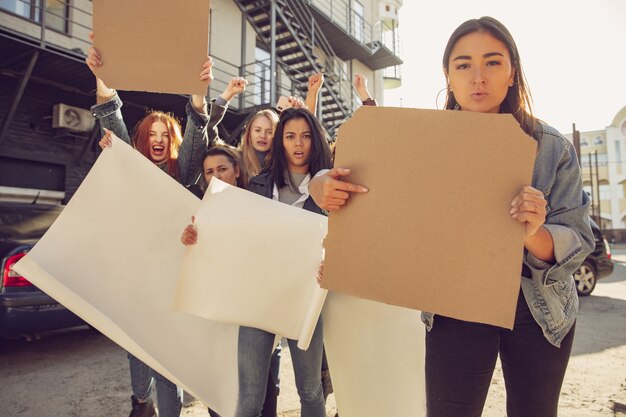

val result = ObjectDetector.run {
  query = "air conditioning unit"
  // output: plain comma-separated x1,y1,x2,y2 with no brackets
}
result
52,103,96,133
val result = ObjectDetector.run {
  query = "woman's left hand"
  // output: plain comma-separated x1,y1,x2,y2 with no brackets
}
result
509,186,547,237
308,73,324,94
317,263,324,286
199,56,214,84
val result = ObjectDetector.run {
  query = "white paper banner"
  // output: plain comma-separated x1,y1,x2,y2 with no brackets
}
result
322,291,426,417
174,178,328,350
14,137,239,417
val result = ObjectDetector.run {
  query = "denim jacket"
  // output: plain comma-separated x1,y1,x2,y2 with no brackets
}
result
422,122,594,347
90,93,227,186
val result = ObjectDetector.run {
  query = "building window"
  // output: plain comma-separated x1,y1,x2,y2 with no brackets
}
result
352,0,364,43
580,139,588,147
594,136,604,145
616,140,622,164
0,0,33,19
581,153,608,167
43,0,69,33
254,46,271,106
584,184,616,202
0,0,70,33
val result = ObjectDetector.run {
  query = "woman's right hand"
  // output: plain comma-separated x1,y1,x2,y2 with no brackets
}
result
353,73,371,101
308,73,325,95
220,76,248,102
181,216,198,246
309,167,368,211
288,96,307,109
98,128,113,150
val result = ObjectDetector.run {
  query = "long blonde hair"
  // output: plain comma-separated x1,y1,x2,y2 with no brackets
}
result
239,109,279,182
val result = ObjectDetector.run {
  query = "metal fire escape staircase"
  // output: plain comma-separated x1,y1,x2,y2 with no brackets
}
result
233,0,354,132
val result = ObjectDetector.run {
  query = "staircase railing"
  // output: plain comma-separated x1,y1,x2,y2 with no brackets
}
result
280,0,356,126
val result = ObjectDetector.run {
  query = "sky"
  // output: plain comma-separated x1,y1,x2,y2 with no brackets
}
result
383,0,626,135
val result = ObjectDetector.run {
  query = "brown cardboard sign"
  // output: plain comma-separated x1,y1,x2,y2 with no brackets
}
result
321,107,537,329
92,0,210,96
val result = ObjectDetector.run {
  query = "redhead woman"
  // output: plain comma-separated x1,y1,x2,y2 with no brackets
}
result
86,35,245,417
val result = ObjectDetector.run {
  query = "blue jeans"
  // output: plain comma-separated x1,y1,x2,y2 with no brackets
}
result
235,319,325,417
128,353,183,417
209,346,281,417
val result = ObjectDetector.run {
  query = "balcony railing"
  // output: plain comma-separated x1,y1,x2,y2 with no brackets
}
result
208,55,300,113
308,0,373,45
0,0,92,53
0,0,371,128
377,19,400,56
0,1,301,112
309,0,401,55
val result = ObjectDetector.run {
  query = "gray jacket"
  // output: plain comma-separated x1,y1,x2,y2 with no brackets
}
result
423,122,594,347
90,93,227,186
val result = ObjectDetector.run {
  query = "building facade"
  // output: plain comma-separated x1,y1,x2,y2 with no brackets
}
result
566,106,626,230
0,0,403,202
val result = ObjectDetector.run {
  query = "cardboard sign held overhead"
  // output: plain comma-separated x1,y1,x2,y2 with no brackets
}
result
321,107,537,329
92,0,210,96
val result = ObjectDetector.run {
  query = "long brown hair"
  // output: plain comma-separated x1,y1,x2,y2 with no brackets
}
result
239,109,279,182
132,111,183,179
442,16,537,135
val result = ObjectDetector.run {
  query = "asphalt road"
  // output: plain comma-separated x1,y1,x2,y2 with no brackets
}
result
1,249,626,417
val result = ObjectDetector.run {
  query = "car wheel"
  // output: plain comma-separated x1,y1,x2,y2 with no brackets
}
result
574,261,596,296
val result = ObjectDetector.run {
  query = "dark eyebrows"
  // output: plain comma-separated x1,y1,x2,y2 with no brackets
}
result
206,165,227,171
452,51,505,61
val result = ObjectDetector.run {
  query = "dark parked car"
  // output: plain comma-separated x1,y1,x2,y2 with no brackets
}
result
573,218,614,296
0,201,84,340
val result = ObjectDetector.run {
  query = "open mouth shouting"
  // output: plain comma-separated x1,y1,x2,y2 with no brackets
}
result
150,144,166,161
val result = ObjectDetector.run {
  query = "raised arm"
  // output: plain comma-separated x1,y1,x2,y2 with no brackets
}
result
305,72,324,114
85,32,131,145
209,76,248,144
179,56,215,186
354,73,377,107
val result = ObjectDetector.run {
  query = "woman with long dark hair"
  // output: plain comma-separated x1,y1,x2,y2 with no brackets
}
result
308,16,594,417
184,108,331,417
